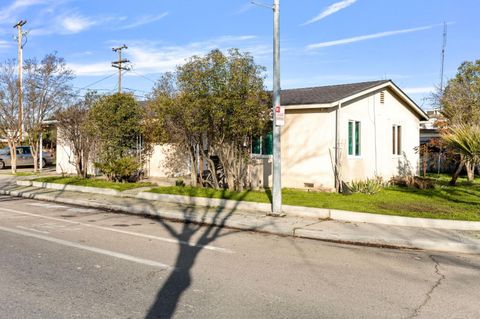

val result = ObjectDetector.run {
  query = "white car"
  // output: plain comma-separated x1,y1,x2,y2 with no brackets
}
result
0,146,53,169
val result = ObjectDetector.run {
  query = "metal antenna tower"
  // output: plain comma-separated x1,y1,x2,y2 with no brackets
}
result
440,22,447,93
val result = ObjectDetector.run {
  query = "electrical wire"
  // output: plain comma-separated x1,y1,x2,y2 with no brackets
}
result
77,72,117,90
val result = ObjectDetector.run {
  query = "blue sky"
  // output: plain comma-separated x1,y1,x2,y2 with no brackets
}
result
0,0,478,109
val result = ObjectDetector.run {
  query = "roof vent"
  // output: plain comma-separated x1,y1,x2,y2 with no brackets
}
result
380,91,385,104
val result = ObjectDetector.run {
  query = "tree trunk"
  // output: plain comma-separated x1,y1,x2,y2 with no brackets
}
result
82,149,90,178
422,153,428,177
449,157,465,186
466,161,475,182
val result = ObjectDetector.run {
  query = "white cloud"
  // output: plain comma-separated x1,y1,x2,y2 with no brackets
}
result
307,24,437,49
61,13,96,33
234,3,254,15
68,62,112,76
302,0,357,26
119,12,169,30
0,0,50,22
403,86,435,94
68,35,268,77
0,40,11,49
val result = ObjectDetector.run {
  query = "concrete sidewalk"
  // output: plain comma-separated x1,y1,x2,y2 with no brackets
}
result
1,177,480,254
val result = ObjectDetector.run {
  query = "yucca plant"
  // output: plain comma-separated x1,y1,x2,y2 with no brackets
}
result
347,177,385,195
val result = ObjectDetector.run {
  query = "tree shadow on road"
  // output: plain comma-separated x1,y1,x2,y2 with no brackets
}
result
144,189,249,319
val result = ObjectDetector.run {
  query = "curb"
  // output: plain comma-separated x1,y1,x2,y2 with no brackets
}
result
14,180,480,231
2,187,480,255
136,192,330,219
17,180,122,197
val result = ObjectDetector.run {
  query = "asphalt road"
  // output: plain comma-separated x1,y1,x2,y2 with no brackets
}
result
0,195,479,319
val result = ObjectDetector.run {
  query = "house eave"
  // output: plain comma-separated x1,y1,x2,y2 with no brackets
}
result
282,81,429,121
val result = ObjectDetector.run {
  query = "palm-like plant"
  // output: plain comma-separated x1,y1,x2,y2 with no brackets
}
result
443,124,480,165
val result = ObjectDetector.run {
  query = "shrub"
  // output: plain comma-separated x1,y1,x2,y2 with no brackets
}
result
347,177,386,195
95,156,142,183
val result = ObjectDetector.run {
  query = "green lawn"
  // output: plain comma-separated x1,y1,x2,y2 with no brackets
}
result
33,176,153,192
149,176,480,221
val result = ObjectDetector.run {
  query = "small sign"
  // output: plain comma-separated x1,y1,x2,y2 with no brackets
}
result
275,105,285,126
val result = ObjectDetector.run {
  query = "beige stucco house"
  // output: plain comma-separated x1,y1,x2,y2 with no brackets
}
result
250,80,429,191
56,80,428,191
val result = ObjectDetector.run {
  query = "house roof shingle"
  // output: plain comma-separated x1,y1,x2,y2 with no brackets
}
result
280,80,390,106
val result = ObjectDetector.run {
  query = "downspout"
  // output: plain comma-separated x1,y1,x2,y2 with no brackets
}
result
335,101,342,192
373,94,378,175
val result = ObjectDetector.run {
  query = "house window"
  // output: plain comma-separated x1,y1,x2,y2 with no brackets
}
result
252,131,273,156
392,125,402,155
348,120,361,156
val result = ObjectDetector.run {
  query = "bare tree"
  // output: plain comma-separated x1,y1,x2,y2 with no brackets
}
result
0,60,21,173
56,91,98,178
24,53,74,172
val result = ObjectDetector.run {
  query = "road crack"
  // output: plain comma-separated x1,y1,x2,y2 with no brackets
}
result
407,255,446,318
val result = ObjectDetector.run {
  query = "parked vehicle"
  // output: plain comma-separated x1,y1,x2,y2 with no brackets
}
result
0,146,54,169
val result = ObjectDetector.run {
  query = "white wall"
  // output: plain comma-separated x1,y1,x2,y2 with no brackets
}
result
338,88,420,183
55,128,97,176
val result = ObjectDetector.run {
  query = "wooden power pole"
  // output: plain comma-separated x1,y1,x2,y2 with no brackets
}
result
14,20,27,142
111,45,130,93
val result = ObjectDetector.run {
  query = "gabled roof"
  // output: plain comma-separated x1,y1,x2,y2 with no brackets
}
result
281,80,429,121
281,80,389,105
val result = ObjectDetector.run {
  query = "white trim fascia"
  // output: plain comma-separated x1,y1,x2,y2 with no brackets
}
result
284,103,335,110
283,81,429,121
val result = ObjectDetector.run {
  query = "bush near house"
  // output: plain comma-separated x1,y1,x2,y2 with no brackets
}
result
87,93,151,182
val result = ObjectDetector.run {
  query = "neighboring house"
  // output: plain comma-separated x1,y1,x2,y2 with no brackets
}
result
251,80,429,191
420,109,442,144
56,80,428,191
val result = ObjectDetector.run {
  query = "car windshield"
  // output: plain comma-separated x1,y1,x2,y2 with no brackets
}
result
0,147,9,155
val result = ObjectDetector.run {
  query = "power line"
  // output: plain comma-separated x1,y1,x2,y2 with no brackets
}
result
130,69,157,84
78,72,117,91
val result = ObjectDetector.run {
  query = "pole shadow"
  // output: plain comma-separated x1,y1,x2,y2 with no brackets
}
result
144,188,249,319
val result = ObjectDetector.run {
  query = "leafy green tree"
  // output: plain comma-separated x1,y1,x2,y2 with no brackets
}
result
150,49,270,191
441,60,480,183
87,93,147,182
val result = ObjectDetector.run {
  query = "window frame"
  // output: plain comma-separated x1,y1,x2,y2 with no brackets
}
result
348,120,362,158
251,131,273,158
392,124,402,156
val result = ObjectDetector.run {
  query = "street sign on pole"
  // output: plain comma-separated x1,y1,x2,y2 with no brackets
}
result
275,105,285,126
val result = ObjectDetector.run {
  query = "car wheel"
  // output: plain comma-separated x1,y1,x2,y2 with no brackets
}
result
41,158,47,168
0,160,4,170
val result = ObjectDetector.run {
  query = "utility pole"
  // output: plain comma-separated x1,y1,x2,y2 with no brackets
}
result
14,20,27,142
111,45,130,94
271,0,283,216
251,0,283,215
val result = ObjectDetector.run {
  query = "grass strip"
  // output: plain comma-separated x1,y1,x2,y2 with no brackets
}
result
149,176,480,221
33,176,153,192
